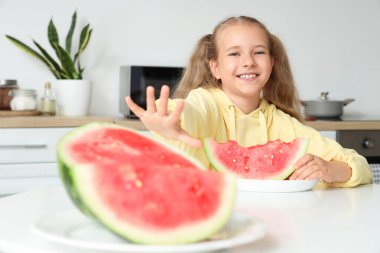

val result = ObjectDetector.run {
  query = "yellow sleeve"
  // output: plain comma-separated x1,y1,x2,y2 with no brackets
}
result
289,117,372,187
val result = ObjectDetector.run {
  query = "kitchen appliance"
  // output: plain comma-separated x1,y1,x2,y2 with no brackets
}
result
119,65,183,118
337,129,380,183
301,92,354,119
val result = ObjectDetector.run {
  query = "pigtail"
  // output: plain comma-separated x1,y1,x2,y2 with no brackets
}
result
264,34,303,121
173,34,218,98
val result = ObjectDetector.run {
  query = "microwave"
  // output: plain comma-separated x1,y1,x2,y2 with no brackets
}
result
119,65,184,118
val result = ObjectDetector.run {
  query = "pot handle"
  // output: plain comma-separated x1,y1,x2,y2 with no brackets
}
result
343,98,355,106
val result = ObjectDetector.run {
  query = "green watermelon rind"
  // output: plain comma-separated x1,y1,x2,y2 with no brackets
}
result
203,138,309,180
57,122,237,244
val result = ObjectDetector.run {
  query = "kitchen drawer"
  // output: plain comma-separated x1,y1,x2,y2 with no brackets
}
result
0,162,59,178
0,128,73,164
0,176,62,195
337,130,380,158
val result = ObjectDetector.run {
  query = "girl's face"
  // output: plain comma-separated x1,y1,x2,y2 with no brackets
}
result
210,22,274,110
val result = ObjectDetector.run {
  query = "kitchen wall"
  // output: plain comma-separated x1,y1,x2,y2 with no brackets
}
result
1,0,379,117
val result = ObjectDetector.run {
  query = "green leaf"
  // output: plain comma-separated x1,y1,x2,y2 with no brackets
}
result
74,25,92,63
58,70,71,79
5,35,60,79
48,19,59,49
79,25,92,53
33,40,62,75
56,45,79,79
65,11,77,54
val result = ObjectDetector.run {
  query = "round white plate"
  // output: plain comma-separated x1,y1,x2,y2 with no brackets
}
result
237,179,319,192
30,209,266,253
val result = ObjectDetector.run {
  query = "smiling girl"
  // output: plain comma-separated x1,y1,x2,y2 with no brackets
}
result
126,16,372,187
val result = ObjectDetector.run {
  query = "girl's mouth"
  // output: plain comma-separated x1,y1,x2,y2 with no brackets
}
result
237,74,258,79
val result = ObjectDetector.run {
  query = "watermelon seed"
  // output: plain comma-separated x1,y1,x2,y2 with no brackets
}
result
244,166,249,172
232,159,237,163
135,180,143,188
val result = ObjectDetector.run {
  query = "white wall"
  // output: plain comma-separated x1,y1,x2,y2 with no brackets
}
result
1,0,379,117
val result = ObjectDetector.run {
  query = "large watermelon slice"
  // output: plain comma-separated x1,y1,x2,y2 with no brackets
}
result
204,138,308,180
57,123,236,245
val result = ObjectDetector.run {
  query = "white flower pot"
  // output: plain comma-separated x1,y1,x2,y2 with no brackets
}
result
54,80,92,116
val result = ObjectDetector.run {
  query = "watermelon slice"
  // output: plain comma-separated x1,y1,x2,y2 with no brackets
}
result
204,138,308,180
57,123,236,245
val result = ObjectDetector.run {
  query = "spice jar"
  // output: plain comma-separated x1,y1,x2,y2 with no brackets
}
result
9,89,38,111
0,79,19,110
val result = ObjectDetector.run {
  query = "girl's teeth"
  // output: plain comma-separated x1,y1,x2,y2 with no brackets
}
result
239,74,257,79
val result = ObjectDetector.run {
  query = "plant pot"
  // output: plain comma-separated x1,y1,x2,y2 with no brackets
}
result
54,80,92,116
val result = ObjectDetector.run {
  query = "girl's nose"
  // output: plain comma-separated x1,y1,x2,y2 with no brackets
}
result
243,54,256,67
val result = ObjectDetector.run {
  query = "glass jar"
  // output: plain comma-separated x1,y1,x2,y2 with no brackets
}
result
0,79,19,110
9,89,38,111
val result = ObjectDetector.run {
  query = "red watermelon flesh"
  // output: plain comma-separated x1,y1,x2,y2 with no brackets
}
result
204,138,308,180
58,123,236,244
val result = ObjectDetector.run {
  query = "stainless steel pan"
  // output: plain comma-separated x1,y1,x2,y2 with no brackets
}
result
301,92,354,119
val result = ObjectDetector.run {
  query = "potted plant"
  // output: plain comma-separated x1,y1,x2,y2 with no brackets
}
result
5,11,93,116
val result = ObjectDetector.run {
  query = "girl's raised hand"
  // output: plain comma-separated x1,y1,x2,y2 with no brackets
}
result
125,85,202,148
289,154,352,183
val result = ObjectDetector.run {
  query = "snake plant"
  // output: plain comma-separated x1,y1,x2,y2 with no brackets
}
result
5,11,92,79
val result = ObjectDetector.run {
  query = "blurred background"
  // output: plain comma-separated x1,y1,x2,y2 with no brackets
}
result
0,0,379,117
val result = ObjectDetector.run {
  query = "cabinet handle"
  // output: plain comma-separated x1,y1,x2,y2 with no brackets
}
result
362,139,375,149
0,144,48,149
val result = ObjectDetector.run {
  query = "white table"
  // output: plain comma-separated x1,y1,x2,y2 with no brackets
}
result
0,184,379,253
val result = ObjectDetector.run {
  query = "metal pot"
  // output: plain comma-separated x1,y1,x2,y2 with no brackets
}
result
301,92,354,119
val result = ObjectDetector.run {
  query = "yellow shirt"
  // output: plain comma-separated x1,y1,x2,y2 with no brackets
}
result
159,87,372,188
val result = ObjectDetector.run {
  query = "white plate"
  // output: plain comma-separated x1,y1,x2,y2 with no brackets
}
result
238,179,319,193
30,209,266,253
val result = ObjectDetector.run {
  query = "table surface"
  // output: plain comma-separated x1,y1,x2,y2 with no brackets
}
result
0,184,379,253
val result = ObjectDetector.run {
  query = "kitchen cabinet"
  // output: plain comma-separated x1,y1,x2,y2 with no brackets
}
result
0,127,73,196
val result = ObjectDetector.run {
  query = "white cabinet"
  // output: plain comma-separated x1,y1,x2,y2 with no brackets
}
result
0,127,74,195
319,131,337,140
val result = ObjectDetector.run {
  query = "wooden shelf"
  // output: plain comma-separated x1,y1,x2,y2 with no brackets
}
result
1,116,380,131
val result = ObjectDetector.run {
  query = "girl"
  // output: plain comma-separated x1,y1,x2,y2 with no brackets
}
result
126,16,372,187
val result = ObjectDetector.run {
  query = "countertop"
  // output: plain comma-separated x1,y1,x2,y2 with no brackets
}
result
1,116,380,130
0,184,378,253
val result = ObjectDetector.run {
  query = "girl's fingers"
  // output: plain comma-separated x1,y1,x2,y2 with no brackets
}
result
290,165,319,180
125,96,145,118
170,99,185,121
158,85,170,116
294,154,314,169
146,86,157,113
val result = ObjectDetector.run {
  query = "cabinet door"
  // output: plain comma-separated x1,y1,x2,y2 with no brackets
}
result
0,128,73,164
319,131,336,140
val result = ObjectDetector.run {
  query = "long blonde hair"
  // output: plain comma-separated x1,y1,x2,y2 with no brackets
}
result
173,16,303,121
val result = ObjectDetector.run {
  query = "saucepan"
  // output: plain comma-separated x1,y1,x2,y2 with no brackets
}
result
301,92,355,119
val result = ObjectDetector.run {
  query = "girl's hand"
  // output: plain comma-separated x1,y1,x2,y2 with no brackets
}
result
125,85,202,148
289,154,352,183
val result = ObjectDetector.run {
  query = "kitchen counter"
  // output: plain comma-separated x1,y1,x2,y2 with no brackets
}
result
0,184,378,253
0,116,146,130
1,116,380,130
304,120,380,130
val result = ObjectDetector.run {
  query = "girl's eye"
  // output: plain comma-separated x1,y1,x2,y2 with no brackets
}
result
228,52,239,56
255,51,266,55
